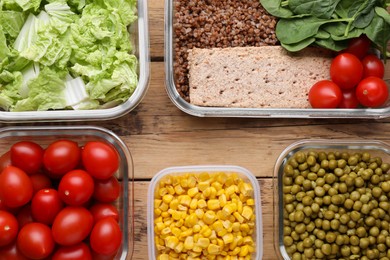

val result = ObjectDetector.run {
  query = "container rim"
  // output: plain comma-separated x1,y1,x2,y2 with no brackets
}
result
272,139,390,260
147,164,263,260
0,0,150,123
164,0,390,119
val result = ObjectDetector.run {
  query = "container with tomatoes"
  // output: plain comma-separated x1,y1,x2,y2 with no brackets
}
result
0,126,133,260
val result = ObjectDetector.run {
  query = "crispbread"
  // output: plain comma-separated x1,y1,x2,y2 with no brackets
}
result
188,46,333,108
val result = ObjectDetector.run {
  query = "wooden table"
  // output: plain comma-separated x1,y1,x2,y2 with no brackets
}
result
53,1,390,259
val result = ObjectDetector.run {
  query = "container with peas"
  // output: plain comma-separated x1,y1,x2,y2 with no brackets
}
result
273,140,390,260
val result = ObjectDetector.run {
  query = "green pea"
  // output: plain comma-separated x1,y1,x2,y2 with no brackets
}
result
321,243,332,256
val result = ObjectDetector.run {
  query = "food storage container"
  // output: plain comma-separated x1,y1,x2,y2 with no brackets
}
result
147,165,263,259
0,125,134,259
165,0,390,119
273,139,390,259
0,0,150,123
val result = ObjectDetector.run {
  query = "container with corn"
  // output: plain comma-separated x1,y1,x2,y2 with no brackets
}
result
147,165,263,260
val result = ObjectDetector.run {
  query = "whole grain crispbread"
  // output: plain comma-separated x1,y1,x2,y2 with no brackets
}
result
188,46,333,108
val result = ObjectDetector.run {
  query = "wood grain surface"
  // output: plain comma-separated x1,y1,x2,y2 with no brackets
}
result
15,0,388,259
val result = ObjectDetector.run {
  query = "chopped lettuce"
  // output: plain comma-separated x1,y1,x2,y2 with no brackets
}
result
0,0,138,112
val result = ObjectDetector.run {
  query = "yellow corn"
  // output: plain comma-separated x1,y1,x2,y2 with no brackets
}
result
207,199,221,210
241,206,253,220
154,171,256,259
208,244,221,255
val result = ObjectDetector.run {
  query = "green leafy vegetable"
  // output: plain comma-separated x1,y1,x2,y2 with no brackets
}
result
0,0,138,112
261,0,390,58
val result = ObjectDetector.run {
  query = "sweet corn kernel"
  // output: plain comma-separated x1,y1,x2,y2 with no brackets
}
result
222,233,234,244
239,245,250,257
193,224,201,233
174,185,185,195
233,212,244,223
201,226,212,237
246,198,255,206
167,185,175,195
188,187,199,197
197,237,210,248
184,236,194,250
157,254,169,260
208,244,221,255
165,236,179,249
179,228,193,239
243,236,254,245
197,199,207,209
222,203,237,217
189,198,198,209
237,200,243,214
239,182,254,197
188,175,197,188
163,194,174,204
219,194,227,207
207,199,221,210
203,210,216,225
241,206,253,220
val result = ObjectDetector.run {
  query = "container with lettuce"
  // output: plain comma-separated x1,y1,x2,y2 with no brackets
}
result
0,0,138,111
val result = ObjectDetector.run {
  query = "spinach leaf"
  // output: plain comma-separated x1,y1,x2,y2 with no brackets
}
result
352,0,378,28
281,37,316,52
316,29,331,39
315,37,348,51
288,0,342,19
322,23,364,40
260,0,294,18
375,6,390,24
364,14,390,58
276,17,329,44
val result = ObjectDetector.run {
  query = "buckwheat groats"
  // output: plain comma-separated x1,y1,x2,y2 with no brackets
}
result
173,0,278,102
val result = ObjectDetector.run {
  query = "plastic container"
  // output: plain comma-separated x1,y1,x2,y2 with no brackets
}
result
273,139,390,259
147,165,263,259
0,0,150,123
164,0,390,119
0,125,134,259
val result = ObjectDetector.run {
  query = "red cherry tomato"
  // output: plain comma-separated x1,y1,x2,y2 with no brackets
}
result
344,35,371,59
330,53,363,90
58,170,94,206
29,173,52,195
16,205,34,228
17,222,55,259
361,54,385,79
43,140,81,176
52,242,92,260
82,141,119,180
0,210,19,246
338,89,360,108
90,203,119,224
0,151,11,173
31,189,64,225
91,250,116,260
90,217,122,256
52,207,93,246
0,166,33,208
355,76,389,108
0,241,29,260
93,176,121,203
309,80,342,108
10,141,44,175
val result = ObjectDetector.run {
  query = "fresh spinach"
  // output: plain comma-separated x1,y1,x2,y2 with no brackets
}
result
286,0,342,19
261,0,390,58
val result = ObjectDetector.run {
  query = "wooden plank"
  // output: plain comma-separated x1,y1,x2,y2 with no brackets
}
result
132,179,277,260
148,0,165,59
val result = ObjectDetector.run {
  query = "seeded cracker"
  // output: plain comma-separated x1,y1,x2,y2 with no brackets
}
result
188,46,333,108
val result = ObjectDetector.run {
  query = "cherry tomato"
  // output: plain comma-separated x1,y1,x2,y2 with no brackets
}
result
52,207,93,246
16,205,34,228
43,140,80,176
82,141,119,180
338,89,360,108
90,203,119,224
0,210,18,246
344,34,371,59
0,166,33,208
29,173,52,195
93,176,121,203
0,151,11,173
58,170,94,206
361,54,385,79
52,242,92,260
330,53,363,90
0,241,29,260
10,141,44,175
90,217,122,256
355,76,389,108
31,189,64,225
309,80,342,108
91,250,116,260
17,222,55,259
